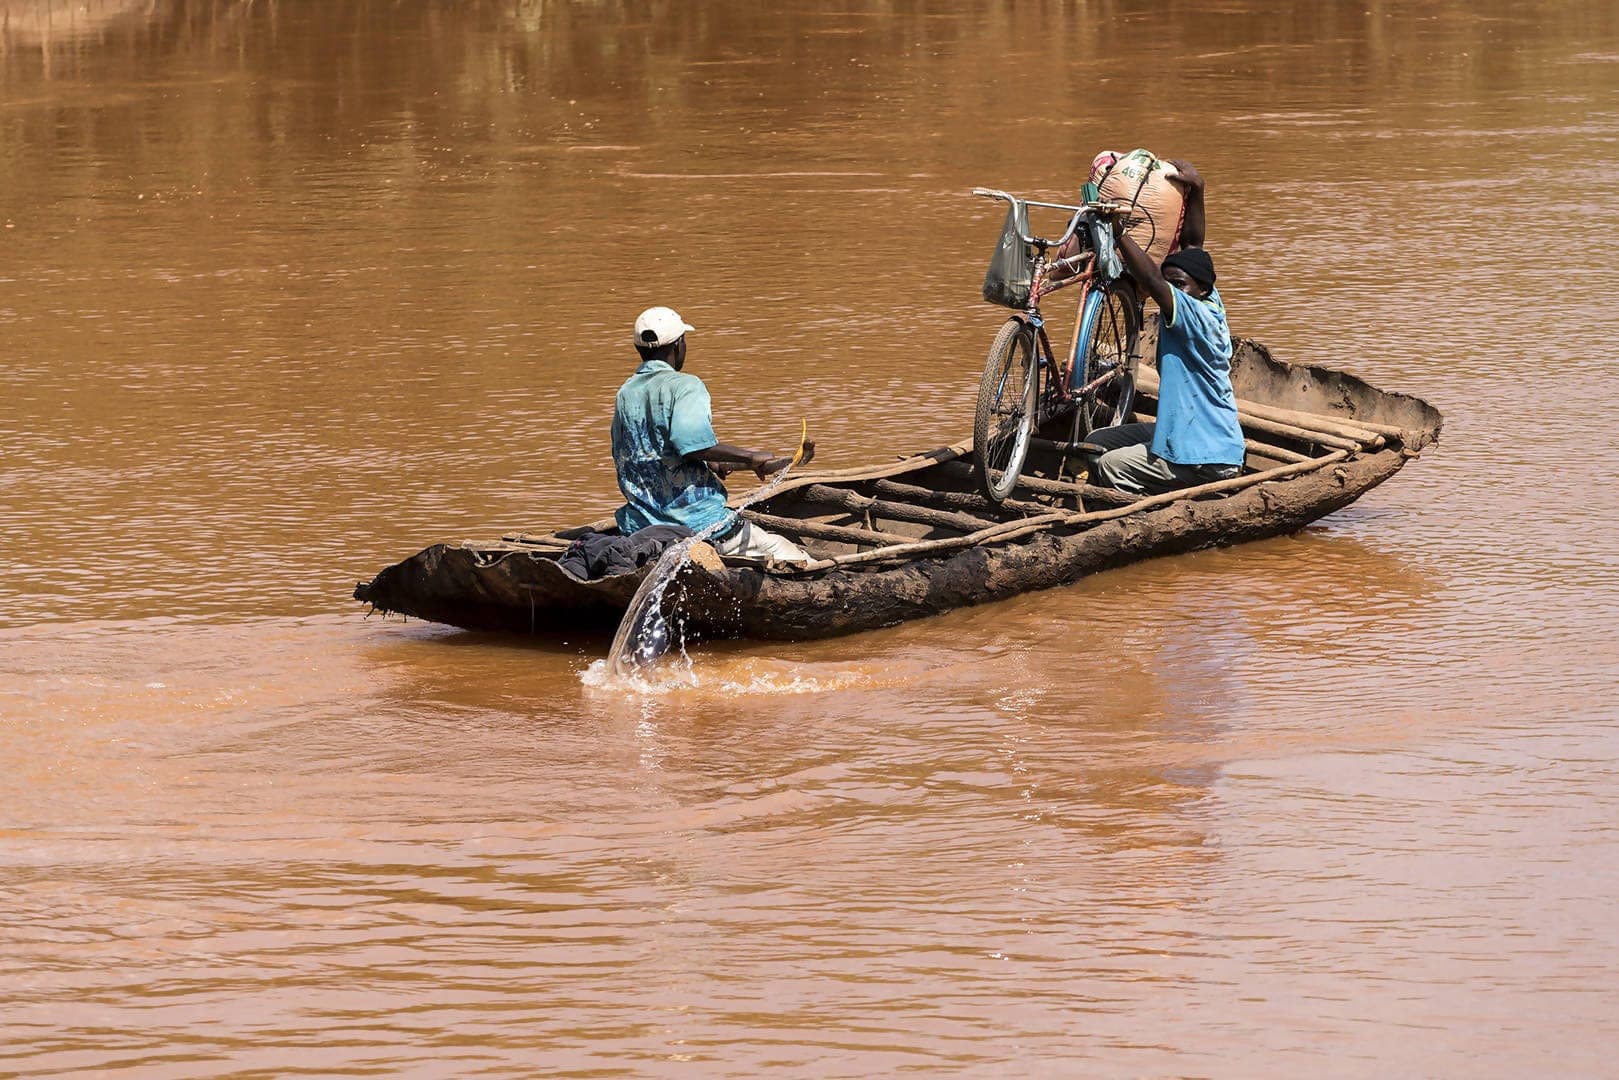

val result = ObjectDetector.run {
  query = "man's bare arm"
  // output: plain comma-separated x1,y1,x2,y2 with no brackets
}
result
1167,158,1206,249
685,441,816,479
1115,231,1177,317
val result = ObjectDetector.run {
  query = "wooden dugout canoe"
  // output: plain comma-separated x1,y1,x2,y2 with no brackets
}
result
353,339,1441,641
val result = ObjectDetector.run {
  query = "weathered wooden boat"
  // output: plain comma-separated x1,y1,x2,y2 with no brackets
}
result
354,337,1441,640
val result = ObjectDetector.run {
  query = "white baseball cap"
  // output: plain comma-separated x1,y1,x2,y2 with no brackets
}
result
633,306,695,347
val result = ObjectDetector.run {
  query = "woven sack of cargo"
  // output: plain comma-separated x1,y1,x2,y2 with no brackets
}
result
1089,149,1186,264
981,199,1033,308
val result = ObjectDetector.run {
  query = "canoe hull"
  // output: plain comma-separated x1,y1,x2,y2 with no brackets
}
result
355,443,1410,641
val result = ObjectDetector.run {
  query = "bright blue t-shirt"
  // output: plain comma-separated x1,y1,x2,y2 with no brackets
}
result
611,360,734,534
1151,286,1245,466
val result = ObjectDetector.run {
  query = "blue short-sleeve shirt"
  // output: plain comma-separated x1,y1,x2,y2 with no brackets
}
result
1151,286,1246,466
611,360,734,534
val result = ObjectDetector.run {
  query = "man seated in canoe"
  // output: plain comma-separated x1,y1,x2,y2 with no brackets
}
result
1083,236,1246,495
612,306,813,562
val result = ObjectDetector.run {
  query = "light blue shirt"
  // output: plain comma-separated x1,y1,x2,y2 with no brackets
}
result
611,360,734,534
1152,286,1245,466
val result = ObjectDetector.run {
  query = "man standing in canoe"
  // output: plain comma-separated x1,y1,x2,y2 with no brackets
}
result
611,306,813,562
1082,169,1245,494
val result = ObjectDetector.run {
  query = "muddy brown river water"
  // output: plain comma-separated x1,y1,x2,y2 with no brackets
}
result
4,1,1619,1075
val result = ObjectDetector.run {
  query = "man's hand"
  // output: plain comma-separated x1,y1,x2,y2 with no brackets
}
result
752,455,789,480
690,439,816,481
751,439,815,479
1165,158,1204,191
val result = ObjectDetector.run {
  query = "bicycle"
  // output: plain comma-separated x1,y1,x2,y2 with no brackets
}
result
969,187,1144,503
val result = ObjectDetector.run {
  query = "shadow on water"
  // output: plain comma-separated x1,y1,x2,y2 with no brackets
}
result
362,616,597,657
811,521,1440,655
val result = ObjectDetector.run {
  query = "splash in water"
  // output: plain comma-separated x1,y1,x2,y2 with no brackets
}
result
582,655,878,696
603,424,811,682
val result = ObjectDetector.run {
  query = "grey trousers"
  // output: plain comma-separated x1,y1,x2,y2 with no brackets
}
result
1083,422,1241,495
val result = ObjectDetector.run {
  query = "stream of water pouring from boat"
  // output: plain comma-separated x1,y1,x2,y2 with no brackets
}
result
596,424,811,686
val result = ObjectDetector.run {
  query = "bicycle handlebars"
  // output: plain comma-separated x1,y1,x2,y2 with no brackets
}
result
972,187,1139,250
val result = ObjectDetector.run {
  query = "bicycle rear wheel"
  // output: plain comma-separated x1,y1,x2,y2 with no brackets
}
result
1071,284,1142,438
972,318,1039,503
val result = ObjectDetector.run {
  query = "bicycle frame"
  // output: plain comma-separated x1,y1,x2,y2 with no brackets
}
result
1028,257,1099,398
970,187,1148,500
971,188,1139,401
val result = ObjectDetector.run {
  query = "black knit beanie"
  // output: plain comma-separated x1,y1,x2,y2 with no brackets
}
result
1161,247,1216,290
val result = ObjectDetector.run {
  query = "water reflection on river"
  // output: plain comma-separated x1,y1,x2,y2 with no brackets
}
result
4,1,1619,1075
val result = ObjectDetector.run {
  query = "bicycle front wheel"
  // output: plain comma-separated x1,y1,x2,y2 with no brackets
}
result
972,318,1040,503
1072,284,1142,438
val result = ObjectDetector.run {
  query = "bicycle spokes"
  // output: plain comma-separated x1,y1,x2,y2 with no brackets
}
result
1071,286,1141,438
973,320,1040,502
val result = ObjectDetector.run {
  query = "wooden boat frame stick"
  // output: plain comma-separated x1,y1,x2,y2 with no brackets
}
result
744,511,914,548
931,459,1135,507
867,478,1054,518
1239,413,1374,452
501,532,573,549
1222,389,1407,440
795,483,1000,533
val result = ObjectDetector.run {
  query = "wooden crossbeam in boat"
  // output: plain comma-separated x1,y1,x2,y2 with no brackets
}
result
868,478,1050,519
1030,437,1091,458
932,459,1137,508
797,484,998,534
1229,392,1404,441
1236,411,1370,453
741,510,914,548
1011,472,1136,507
500,532,573,550
1238,439,1311,464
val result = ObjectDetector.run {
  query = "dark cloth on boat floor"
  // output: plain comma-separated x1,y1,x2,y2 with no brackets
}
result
558,525,693,581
